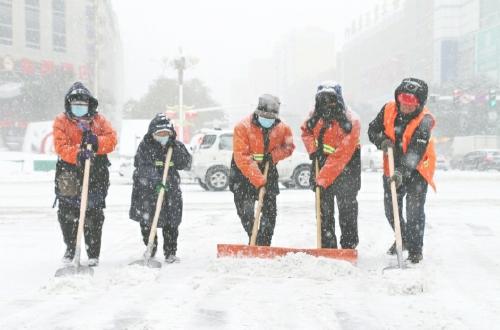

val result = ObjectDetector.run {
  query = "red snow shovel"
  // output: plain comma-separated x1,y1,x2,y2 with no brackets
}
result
55,145,94,277
217,160,358,263
130,146,174,269
384,146,405,270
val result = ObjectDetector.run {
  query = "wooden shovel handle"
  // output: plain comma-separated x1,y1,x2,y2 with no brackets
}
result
74,144,92,265
146,147,174,255
315,159,322,249
387,147,404,267
249,161,270,246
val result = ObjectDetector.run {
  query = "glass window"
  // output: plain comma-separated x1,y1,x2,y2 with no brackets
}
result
200,135,216,149
0,0,12,46
25,0,40,49
219,134,233,150
52,0,66,52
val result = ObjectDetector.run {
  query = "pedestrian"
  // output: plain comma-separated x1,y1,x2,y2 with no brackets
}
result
301,81,361,249
229,94,295,246
129,113,192,263
53,82,117,267
368,77,436,263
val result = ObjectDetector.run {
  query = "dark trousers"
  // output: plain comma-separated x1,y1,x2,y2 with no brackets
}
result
140,223,179,258
58,205,104,259
234,192,277,246
320,186,359,249
383,173,428,255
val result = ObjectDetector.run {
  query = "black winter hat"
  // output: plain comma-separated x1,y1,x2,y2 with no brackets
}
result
64,82,99,118
148,113,176,139
395,78,428,106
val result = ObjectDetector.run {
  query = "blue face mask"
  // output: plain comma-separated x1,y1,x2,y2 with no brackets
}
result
258,116,275,129
154,135,170,146
71,105,88,117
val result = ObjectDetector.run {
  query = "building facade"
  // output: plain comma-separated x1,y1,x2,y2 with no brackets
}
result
0,0,123,150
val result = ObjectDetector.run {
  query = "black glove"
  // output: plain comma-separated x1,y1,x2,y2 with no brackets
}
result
82,130,98,152
77,149,94,166
309,149,322,161
262,153,273,165
381,139,395,153
389,170,403,189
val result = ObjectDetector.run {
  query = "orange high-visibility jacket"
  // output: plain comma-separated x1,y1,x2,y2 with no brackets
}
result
233,115,295,188
382,101,436,191
301,109,361,188
53,113,117,165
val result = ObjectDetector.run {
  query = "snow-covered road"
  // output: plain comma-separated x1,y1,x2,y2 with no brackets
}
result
0,171,499,329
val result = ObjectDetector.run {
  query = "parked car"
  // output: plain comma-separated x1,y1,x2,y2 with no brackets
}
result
190,129,311,191
361,144,382,171
454,149,500,171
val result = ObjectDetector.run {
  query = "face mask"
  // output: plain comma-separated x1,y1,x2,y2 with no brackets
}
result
154,135,170,145
258,116,275,129
71,104,88,117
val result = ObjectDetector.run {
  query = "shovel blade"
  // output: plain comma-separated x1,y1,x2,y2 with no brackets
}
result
129,258,162,269
217,244,358,263
55,265,94,277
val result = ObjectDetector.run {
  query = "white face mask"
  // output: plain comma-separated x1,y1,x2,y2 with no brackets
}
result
153,135,170,145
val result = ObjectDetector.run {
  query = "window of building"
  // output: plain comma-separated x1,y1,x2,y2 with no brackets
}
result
0,0,13,46
52,0,66,52
26,0,40,49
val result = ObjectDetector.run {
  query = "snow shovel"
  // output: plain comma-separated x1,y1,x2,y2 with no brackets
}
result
130,146,174,269
249,161,270,246
55,145,94,277
385,146,405,270
217,159,358,263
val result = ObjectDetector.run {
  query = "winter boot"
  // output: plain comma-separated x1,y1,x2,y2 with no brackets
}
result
407,252,423,264
386,241,406,255
62,248,75,263
165,254,180,264
88,258,99,267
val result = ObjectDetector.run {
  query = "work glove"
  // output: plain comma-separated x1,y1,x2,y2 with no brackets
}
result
81,130,99,152
262,153,273,165
155,182,169,193
389,170,403,189
77,149,95,167
381,139,395,153
309,149,322,161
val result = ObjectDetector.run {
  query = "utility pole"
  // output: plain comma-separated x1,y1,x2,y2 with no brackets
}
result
173,53,186,142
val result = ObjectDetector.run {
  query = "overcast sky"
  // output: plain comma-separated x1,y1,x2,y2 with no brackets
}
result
111,0,379,104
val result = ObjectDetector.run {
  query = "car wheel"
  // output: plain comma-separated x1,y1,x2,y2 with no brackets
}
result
293,164,311,189
205,166,229,191
197,178,210,191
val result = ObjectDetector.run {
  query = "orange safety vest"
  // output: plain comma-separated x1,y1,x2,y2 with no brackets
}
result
383,101,436,191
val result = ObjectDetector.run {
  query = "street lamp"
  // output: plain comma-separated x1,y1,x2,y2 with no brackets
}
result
170,50,198,142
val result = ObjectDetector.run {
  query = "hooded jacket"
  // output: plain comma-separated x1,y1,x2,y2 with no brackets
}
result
301,83,361,190
129,115,192,227
53,82,117,209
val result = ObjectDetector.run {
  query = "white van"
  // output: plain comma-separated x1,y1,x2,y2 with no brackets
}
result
190,129,311,191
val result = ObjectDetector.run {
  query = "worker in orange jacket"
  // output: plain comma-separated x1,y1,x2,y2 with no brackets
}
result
229,94,295,246
368,78,436,264
53,82,117,267
301,82,361,249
